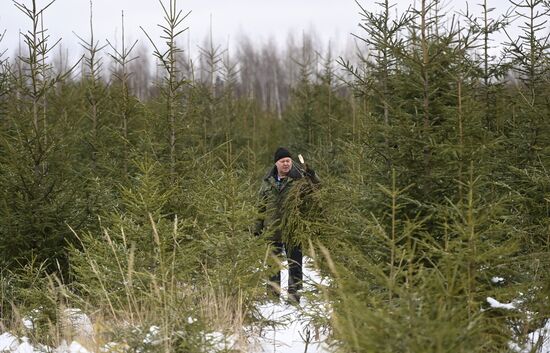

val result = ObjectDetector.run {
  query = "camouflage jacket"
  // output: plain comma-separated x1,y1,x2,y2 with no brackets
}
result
255,162,320,242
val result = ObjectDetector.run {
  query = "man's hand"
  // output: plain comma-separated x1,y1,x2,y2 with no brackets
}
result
305,167,315,178
297,154,319,183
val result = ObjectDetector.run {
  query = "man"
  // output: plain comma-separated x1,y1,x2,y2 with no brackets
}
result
255,147,320,303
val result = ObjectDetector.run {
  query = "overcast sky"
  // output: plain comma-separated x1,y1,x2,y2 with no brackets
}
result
0,0,362,59
0,0,523,63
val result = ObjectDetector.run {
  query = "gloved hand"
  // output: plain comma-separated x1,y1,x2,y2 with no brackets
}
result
303,166,320,185
305,167,315,178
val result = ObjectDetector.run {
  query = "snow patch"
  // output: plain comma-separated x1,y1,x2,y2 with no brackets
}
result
100,341,128,353
253,299,331,353
510,320,550,353
487,297,516,310
143,325,161,345
62,309,93,338
0,332,19,351
250,257,332,353
22,308,44,331
21,319,34,331
14,337,34,353
187,316,197,325
205,331,239,351
68,341,90,353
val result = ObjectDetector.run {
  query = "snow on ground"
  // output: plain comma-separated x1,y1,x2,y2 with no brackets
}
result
0,333,92,353
252,257,332,353
486,297,517,310
0,257,332,353
0,333,19,352
510,320,550,353
254,300,329,353
2,264,549,353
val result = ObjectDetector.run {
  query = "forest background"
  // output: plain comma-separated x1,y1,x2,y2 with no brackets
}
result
0,0,549,352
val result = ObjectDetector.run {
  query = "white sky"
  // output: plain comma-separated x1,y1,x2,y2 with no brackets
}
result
0,0,361,60
0,0,524,64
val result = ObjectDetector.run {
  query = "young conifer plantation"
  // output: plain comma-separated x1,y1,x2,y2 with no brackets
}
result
1,0,549,352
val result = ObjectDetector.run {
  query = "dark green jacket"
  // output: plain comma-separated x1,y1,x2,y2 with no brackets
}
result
255,162,320,242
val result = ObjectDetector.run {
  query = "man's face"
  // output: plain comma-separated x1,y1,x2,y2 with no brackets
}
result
276,157,292,177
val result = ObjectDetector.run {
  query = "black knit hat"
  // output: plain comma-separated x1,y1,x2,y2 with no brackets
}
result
274,147,292,163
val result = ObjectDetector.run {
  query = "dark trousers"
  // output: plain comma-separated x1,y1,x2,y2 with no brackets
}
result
268,241,303,298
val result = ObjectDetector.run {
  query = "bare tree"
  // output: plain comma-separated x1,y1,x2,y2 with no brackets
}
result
127,43,151,101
